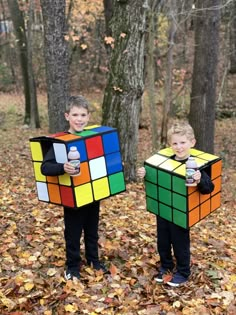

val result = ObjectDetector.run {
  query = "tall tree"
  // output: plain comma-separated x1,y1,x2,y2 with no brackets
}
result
40,0,69,132
189,0,220,153
160,0,177,146
102,0,148,182
7,0,39,127
103,0,113,37
229,0,236,73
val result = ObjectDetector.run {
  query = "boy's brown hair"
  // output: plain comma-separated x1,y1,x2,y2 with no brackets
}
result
167,122,195,144
65,95,90,113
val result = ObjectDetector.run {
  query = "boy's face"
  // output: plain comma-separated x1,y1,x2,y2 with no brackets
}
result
169,134,196,160
65,106,90,133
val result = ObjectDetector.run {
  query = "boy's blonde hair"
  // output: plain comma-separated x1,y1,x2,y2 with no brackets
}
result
167,122,195,144
65,95,90,113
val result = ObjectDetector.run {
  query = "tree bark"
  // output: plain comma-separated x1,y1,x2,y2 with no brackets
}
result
27,0,40,128
40,0,69,133
189,0,220,153
160,0,177,146
229,0,236,73
102,0,148,182
7,0,31,125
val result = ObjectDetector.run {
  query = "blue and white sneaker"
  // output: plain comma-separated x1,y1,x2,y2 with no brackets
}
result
154,268,169,283
64,268,80,280
167,272,188,287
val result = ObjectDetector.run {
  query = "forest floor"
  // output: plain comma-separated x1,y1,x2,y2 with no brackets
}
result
0,92,236,315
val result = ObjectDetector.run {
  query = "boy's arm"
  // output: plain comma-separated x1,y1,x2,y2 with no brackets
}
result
41,146,65,176
197,170,215,195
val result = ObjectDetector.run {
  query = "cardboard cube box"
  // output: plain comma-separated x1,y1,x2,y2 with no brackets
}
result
29,125,126,208
144,148,222,229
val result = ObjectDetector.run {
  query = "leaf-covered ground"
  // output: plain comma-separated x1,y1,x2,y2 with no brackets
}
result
0,93,235,315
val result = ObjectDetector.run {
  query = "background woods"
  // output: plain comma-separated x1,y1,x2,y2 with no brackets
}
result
0,0,236,314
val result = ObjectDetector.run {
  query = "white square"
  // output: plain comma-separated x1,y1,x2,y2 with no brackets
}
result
89,156,107,180
36,182,49,201
53,143,68,163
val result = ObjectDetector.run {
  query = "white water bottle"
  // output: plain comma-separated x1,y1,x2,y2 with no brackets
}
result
68,146,80,176
185,157,198,186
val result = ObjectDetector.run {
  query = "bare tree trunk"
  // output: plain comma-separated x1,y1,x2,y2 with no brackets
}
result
229,0,236,73
189,0,220,153
40,0,69,132
27,0,40,128
146,0,161,151
103,0,113,37
160,0,177,146
102,0,148,182
7,0,31,124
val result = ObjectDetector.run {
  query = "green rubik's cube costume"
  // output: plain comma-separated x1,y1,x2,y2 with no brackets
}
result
144,148,222,229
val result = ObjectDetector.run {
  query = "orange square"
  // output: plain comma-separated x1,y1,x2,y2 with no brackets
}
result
212,177,221,195
188,185,198,194
188,191,200,210
47,176,58,184
56,134,80,141
72,162,91,186
200,199,211,219
189,207,200,227
200,192,210,203
211,193,221,212
48,183,61,204
211,160,222,179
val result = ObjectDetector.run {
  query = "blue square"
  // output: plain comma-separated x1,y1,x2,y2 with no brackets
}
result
102,132,120,154
67,140,87,162
106,152,123,175
92,126,115,133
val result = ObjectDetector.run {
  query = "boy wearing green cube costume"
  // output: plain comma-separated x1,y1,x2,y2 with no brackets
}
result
137,122,215,286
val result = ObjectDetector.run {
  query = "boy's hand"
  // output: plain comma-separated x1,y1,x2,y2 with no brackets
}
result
193,170,201,184
137,167,146,179
64,162,79,175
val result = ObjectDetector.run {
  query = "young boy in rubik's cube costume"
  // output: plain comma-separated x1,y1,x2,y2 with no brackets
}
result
29,96,126,280
137,122,221,287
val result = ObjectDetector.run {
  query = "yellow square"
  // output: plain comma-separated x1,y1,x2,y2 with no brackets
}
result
33,162,46,181
75,183,93,207
92,177,110,200
159,159,181,171
58,174,71,186
158,147,174,156
30,142,43,161
145,154,168,167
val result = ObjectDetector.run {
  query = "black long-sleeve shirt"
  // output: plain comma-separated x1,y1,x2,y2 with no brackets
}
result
41,146,65,176
172,155,214,195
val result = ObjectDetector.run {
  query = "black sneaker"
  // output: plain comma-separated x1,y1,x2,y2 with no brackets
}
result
64,268,80,280
88,261,109,274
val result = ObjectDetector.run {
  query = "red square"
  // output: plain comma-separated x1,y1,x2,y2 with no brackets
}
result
60,186,75,207
86,136,104,159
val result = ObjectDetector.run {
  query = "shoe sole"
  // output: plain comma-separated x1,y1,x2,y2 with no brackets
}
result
154,277,164,283
167,281,180,287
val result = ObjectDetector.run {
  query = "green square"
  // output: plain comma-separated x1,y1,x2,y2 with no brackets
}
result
108,172,126,194
173,209,187,228
159,187,171,206
172,176,186,195
159,203,172,221
145,165,157,184
147,197,158,215
158,170,171,189
75,130,97,136
145,181,157,199
173,193,187,212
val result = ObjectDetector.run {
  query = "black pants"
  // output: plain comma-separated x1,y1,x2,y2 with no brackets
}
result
64,202,100,269
157,216,190,278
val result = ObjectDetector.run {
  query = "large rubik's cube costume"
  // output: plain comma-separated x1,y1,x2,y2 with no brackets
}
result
29,125,126,208
144,148,222,229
